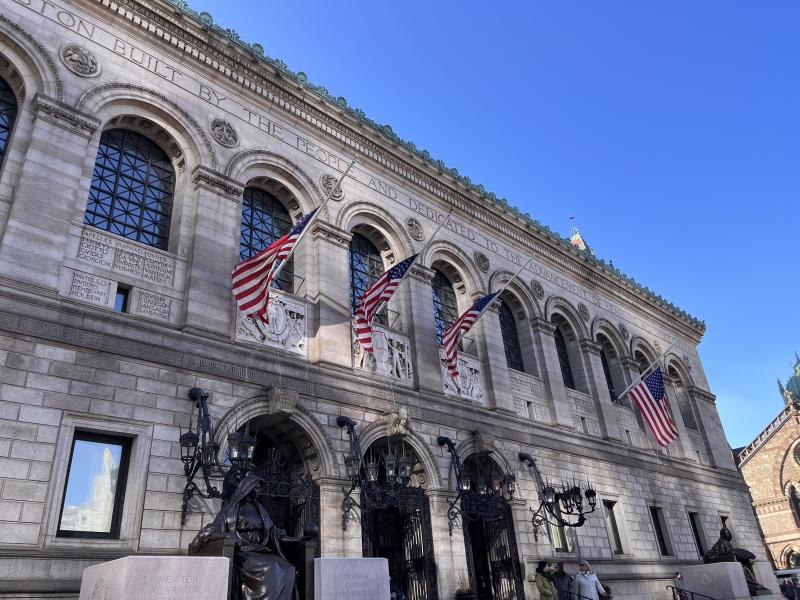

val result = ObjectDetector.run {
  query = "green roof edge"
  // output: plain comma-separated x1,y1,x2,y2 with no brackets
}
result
164,0,705,332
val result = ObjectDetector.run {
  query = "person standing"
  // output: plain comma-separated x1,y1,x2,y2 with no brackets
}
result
574,560,607,600
535,560,558,600
551,561,574,599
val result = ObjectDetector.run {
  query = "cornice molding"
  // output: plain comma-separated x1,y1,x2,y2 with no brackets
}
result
191,165,244,200
32,94,100,138
85,0,704,335
311,222,351,249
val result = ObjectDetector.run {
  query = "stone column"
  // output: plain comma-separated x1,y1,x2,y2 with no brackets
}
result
407,265,443,394
619,356,649,447
474,303,516,414
308,223,353,368
690,387,736,469
318,477,363,557
0,95,100,291
529,318,574,428
181,167,243,335
427,489,469,598
580,339,623,441
663,375,692,460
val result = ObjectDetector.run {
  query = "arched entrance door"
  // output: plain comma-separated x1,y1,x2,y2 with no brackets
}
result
243,416,321,555
360,438,439,600
462,455,524,600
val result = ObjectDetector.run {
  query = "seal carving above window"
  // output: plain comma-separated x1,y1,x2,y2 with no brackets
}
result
320,174,345,201
406,218,425,241
209,118,239,147
60,44,100,77
473,251,490,273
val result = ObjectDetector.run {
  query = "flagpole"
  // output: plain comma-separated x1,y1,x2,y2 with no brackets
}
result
614,336,682,404
368,208,454,322
270,159,357,282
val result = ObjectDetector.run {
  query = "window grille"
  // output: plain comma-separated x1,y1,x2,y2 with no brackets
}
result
431,270,458,345
85,129,175,249
553,326,576,390
240,187,293,293
0,76,17,170
348,233,388,326
499,300,524,372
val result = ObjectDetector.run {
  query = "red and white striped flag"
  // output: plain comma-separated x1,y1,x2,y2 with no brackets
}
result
628,367,679,447
354,254,418,352
441,292,498,378
231,208,317,322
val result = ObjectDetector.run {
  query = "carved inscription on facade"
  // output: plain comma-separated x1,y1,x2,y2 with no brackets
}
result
77,227,176,287
69,272,111,305
134,290,171,322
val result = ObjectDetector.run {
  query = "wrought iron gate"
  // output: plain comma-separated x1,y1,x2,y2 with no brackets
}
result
463,504,525,600
362,487,439,600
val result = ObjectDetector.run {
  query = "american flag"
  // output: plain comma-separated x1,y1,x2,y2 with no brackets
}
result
231,208,318,322
354,254,418,353
628,367,679,447
441,292,499,378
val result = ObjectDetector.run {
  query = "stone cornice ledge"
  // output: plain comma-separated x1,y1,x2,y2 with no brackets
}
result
32,94,100,139
191,165,244,200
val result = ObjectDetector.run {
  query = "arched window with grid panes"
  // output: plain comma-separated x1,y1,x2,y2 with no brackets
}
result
431,270,458,345
553,326,576,390
0,76,17,172
499,300,524,372
85,129,175,250
239,187,293,293
349,233,387,326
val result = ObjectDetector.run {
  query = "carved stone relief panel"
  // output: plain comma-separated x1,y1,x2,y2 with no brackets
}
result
509,370,548,420
235,291,307,357
566,388,596,416
352,323,413,384
440,349,485,403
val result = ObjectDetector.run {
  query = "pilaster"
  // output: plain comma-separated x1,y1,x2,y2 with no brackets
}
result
317,477,362,557
0,95,100,290
426,489,469,598
690,386,736,470
475,302,516,414
407,265,444,394
530,318,574,428
580,339,622,441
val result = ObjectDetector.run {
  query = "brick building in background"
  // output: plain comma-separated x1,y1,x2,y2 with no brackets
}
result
0,0,778,598
737,359,800,570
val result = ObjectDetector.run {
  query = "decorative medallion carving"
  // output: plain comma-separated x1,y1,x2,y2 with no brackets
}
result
387,406,410,437
618,322,629,340
209,118,239,147
60,44,100,77
320,174,345,201
531,279,545,300
473,251,490,273
653,339,663,354
578,302,590,322
406,217,425,241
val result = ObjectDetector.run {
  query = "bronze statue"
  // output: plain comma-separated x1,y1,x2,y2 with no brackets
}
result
190,473,296,600
703,527,769,595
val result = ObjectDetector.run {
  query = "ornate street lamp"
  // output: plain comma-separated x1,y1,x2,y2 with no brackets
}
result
179,387,256,523
437,436,516,535
519,452,597,542
337,416,418,529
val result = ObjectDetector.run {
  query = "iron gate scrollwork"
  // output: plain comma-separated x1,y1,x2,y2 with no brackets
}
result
362,486,439,600
253,448,321,556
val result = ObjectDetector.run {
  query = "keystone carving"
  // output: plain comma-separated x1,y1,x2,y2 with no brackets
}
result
387,406,410,436
262,386,298,414
473,430,496,454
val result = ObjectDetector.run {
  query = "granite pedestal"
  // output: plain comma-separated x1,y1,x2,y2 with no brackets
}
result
79,556,229,600
681,562,782,600
313,557,390,600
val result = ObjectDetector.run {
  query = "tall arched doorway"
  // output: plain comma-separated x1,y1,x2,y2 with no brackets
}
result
461,454,524,600
360,437,439,600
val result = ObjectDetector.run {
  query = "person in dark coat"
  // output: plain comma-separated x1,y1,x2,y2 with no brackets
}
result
190,473,296,600
551,561,573,599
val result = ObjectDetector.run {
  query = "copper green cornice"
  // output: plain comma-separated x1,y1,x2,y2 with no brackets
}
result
161,0,704,332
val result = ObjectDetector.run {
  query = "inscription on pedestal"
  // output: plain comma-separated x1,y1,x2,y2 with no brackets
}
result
314,557,390,600
69,272,111,305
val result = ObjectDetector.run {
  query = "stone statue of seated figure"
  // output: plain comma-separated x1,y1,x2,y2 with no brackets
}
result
703,527,770,596
190,473,296,600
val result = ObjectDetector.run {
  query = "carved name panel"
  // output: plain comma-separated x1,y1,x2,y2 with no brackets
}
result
440,349,485,403
567,388,597,416
77,227,176,287
235,291,307,357
352,323,413,384
68,271,111,305
132,290,172,322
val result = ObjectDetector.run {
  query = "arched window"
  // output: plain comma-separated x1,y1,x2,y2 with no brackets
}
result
600,350,616,400
597,333,625,404
668,365,699,430
790,485,800,528
553,326,576,390
85,129,175,250
240,187,293,292
431,270,458,345
635,350,650,375
0,76,18,170
499,300,524,372
349,233,387,326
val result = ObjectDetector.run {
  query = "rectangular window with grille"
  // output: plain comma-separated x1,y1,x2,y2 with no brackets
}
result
603,500,624,554
649,506,673,556
689,511,707,556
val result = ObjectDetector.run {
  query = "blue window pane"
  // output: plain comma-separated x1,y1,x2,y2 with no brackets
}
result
0,76,18,170
348,234,387,326
239,188,293,293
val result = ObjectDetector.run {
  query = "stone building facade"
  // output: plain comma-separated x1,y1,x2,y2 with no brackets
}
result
737,361,800,571
0,1,771,598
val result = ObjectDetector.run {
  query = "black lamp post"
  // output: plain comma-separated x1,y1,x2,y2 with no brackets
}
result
180,387,257,524
519,452,597,542
437,436,516,535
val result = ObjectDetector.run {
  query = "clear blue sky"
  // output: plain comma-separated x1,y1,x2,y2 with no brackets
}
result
187,0,799,448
